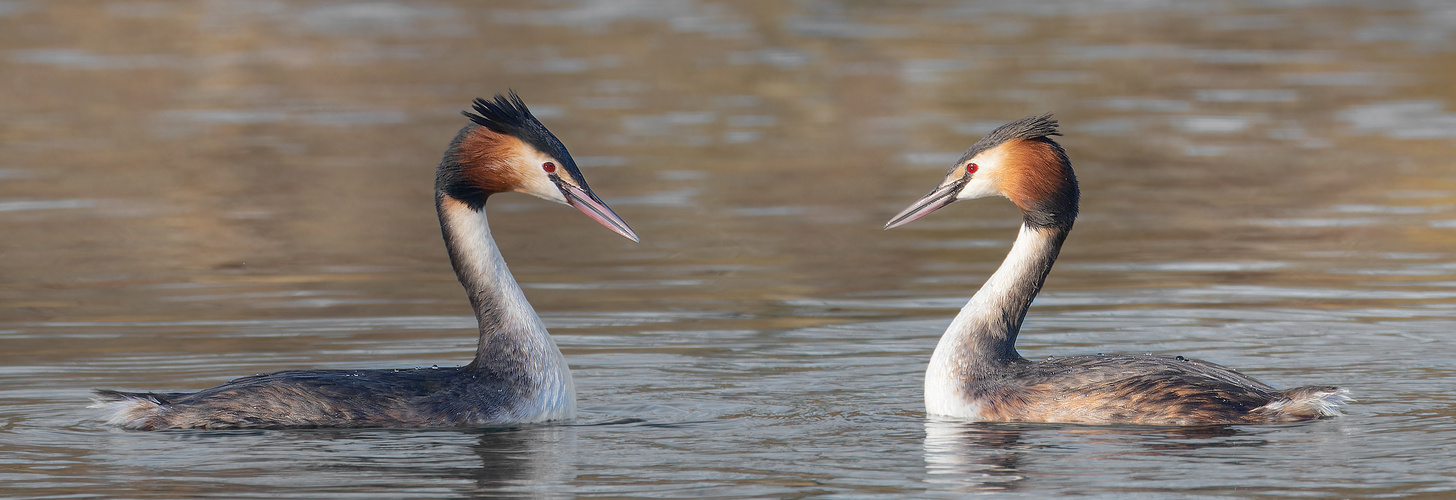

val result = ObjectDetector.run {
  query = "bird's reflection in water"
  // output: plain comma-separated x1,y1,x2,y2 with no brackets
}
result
923,419,1032,492
923,418,1263,492
463,424,577,497
231,424,577,496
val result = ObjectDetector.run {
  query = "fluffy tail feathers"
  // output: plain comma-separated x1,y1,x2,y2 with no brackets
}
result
1257,386,1352,421
89,390,169,429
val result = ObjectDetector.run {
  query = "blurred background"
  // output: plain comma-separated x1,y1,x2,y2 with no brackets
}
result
3,1,1456,497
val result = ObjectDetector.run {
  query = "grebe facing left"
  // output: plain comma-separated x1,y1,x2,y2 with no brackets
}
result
93,92,638,430
885,114,1350,426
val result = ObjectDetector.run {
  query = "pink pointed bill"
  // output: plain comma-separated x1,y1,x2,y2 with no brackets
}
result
884,177,969,230
561,182,639,242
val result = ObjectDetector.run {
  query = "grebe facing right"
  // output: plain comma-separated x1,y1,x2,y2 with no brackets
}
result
93,92,638,429
884,114,1350,425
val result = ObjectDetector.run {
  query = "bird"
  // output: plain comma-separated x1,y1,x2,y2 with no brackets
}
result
92,91,639,429
884,114,1350,425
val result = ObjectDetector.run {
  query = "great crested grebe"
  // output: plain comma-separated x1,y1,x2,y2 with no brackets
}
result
92,92,638,430
885,114,1350,425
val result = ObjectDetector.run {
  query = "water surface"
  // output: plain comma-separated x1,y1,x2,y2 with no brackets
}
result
3,1,1456,497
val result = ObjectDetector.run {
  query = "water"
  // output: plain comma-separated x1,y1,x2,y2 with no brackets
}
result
3,0,1456,497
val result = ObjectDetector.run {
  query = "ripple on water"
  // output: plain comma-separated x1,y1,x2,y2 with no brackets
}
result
0,199,96,212
1339,100,1456,139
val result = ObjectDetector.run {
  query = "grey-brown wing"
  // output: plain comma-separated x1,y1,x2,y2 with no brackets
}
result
999,355,1284,424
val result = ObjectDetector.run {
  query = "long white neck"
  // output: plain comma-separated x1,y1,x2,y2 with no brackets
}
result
925,223,1068,414
437,195,575,421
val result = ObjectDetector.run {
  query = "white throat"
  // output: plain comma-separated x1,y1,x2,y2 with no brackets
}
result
439,197,576,422
925,223,1064,418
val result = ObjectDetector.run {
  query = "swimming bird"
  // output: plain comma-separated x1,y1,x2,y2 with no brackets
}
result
93,92,638,429
884,114,1349,425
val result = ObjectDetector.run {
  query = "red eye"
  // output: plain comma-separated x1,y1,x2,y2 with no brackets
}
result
542,162,556,173
965,163,978,175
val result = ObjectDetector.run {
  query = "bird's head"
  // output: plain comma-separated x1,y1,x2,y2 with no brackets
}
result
437,91,638,242
885,113,1077,230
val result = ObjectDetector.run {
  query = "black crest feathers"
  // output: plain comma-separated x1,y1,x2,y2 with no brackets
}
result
955,113,1061,166
462,91,582,181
